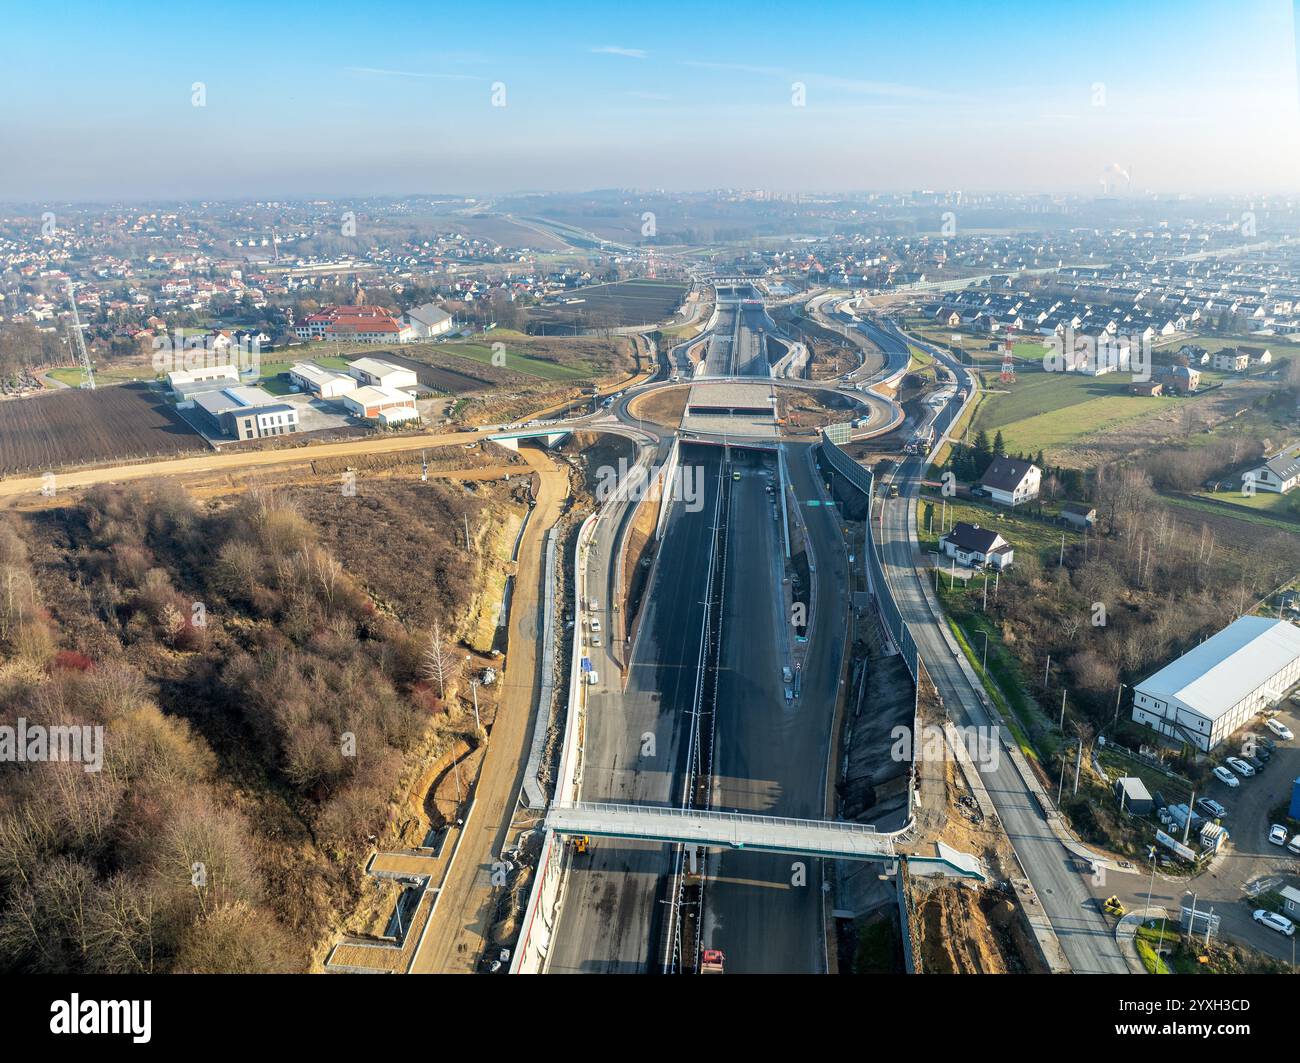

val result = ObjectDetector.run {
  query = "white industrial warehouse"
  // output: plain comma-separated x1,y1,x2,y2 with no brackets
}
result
1131,616,1300,752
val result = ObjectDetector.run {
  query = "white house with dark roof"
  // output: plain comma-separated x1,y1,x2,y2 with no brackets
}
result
940,522,1015,569
1242,446,1300,494
979,456,1041,507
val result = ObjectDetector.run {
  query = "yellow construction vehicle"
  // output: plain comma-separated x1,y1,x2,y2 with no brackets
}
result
573,835,590,854
1103,895,1126,917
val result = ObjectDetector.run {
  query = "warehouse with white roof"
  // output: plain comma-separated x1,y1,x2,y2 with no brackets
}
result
1131,616,1300,752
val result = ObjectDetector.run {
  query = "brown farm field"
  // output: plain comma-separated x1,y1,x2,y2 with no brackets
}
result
528,279,687,328
0,383,206,476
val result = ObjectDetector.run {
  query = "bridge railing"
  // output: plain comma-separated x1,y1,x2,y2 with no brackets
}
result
556,801,897,837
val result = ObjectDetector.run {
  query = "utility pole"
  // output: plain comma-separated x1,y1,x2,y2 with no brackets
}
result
1059,532,1065,567
1044,654,1051,686
1114,682,1126,724
981,630,989,673
1073,738,1083,795
1059,688,1067,729
982,572,989,611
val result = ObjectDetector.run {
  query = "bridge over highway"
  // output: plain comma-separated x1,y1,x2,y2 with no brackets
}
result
546,802,984,879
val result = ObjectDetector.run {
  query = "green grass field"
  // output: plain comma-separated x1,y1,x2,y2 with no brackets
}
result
917,495,1081,562
972,370,1166,453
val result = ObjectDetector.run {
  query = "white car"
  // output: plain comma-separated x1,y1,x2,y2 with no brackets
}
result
1253,909,1296,937
1288,835,1300,855
1225,756,1255,777
1212,765,1240,788
1269,824,1289,846
590,619,601,633
1266,718,1294,741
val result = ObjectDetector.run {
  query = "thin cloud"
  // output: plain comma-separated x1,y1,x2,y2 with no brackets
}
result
678,59,950,101
591,46,648,59
344,66,480,81
626,91,671,101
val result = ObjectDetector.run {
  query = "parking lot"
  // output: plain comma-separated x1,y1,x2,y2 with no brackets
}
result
1157,704,1300,962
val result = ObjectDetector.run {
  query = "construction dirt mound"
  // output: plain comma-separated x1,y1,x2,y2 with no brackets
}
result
913,882,1044,974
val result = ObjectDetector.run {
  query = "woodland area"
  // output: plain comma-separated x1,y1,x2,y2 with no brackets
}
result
0,475,513,972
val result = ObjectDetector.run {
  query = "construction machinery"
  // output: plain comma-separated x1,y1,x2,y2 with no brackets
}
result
699,949,725,974
1103,895,1126,917
572,835,590,855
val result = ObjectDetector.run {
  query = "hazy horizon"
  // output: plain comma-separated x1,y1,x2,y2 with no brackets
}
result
4,0,1299,201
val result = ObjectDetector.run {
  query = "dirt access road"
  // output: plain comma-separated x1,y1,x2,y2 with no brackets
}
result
409,443,570,973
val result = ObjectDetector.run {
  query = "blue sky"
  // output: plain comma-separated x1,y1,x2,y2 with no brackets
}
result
3,0,1298,199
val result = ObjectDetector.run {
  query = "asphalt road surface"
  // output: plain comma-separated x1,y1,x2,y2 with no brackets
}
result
874,325,1129,974
546,446,724,972
702,442,849,972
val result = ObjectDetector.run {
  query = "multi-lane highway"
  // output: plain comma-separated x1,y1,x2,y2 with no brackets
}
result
546,445,724,972
702,443,849,972
547,285,856,973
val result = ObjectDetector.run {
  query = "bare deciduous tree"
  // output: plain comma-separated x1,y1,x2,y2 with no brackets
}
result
422,621,455,699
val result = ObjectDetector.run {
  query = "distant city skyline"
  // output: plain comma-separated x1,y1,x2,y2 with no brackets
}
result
3,0,1298,201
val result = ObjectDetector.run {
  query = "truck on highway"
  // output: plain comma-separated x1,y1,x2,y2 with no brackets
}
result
700,949,725,974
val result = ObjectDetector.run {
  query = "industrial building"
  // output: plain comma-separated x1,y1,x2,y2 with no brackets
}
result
289,361,357,399
341,384,419,425
1131,616,1300,752
167,363,239,395
192,385,300,440
347,357,419,391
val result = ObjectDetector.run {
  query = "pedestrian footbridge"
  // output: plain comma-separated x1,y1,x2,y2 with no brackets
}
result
546,803,983,878
549,802,895,861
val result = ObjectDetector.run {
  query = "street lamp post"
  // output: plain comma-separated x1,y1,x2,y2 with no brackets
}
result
981,630,989,674
1114,682,1127,725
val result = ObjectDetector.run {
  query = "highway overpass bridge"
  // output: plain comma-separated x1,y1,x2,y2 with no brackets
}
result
546,802,984,879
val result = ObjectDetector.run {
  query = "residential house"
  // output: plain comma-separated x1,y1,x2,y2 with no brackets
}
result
404,302,455,339
1242,447,1300,494
1154,364,1200,394
940,522,1015,569
1212,349,1249,372
979,456,1041,507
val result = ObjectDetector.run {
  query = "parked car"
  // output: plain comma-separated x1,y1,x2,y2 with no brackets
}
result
1269,824,1289,846
1212,765,1241,788
1225,757,1255,777
1266,718,1294,740
1196,797,1228,819
1253,909,1296,937
1243,754,1266,772
1288,835,1300,855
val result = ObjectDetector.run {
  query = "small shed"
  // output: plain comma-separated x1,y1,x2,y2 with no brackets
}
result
1281,885,1300,919
1061,502,1097,529
1114,776,1153,815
